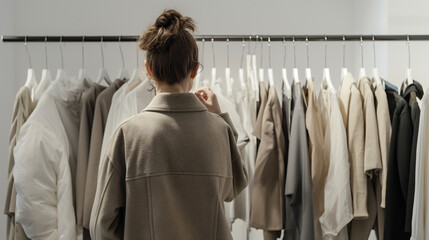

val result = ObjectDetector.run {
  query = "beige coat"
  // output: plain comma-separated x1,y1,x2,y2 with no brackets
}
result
338,74,367,218
250,86,285,231
303,78,327,240
5,86,34,240
89,92,248,240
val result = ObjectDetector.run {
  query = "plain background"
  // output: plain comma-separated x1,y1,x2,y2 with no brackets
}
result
0,0,427,238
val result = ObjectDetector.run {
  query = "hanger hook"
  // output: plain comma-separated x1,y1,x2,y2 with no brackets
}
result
240,38,245,69
306,36,309,68
118,36,125,69
81,36,85,69
373,35,376,68
283,37,287,69
226,37,229,68
268,37,271,68
44,36,48,69
407,35,411,68
60,36,64,69
211,38,215,68
136,40,139,69
324,35,327,68
343,36,346,68
24,36,33,68
248,36,252,55
360,36,364,68
293,36,296,68
101,36,105,69
260,36,263,69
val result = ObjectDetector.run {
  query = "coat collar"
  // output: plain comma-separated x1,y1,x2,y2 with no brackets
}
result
401,80,424,100
143,92,207,112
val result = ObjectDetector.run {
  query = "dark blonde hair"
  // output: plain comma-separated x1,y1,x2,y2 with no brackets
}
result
139,9,199,85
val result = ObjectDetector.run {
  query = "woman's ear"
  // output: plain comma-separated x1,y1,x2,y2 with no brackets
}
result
191,62,200,79
145,60,154,78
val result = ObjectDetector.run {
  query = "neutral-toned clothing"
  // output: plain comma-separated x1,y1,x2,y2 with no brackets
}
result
99,79,155,172
318,85,352,239
89,92,248,240
401,80,424,233
253,81,268,151
302,78,326,240
83,79,125,229
339,74,367,219
284,81,314,240
374,83,392,209
411,87,429,240
14,77,86,240
250,86,285,231
76,83,106,228
358,77,382,178
384,95,412,240
5,86,34,240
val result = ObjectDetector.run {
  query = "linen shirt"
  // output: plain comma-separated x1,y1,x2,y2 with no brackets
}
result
318,85,353,239
89,92,248,240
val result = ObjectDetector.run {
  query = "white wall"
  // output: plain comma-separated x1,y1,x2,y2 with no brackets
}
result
3,0,421,238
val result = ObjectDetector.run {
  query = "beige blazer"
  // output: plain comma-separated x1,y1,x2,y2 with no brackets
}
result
303,78,327,240
89,92,248,240
250,86,285,231
339,74,367,218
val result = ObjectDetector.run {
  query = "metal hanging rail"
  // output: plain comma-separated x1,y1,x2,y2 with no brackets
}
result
2,34,429,42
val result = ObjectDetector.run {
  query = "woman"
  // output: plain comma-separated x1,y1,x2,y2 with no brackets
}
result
89,9,248,240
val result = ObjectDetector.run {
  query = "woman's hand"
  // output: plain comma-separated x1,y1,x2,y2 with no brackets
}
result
195,87,222,114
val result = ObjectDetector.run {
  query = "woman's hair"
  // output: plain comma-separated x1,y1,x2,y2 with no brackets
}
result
139,9,198,85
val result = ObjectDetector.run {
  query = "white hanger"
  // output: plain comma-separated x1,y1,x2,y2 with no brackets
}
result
258,36,265,86
23,37,38,96
116,36,130,80
210,38,217,89
341,36,348,81
358,36,366,82
267,37,275,87
322,36,335,91
96,36,112,85
35,37,52,101
292,36,300,83
127,40,144,93
54,36,67,83
238,38,247,93
78,36,92,86
251,36,259,101
372,36,382,87
405,35,413,87
282,38,292,98
305,36,312,81
225,38,233,98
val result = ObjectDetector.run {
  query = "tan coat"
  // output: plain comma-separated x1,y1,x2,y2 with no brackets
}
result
89,92,248,240
5,86,34,240
338,74,367,218
250,86,285,231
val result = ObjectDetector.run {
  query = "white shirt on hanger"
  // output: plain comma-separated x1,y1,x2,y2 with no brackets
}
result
318,85,353,239
99,79,154,171
411,87,429,240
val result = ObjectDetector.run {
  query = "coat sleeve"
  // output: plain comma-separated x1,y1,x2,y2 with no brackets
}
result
90,128,126,240
14,126,77,240
221,113,248,202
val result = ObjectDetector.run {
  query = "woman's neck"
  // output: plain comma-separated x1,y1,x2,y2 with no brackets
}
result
155,79,191,93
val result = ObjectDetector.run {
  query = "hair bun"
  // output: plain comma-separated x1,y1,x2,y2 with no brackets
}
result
139,9,195,52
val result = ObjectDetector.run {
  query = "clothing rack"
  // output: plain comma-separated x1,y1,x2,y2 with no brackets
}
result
2,34,429,42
